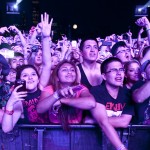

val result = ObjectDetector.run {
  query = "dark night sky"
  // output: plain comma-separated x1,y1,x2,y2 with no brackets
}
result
0,0,148,39
39,0,148,39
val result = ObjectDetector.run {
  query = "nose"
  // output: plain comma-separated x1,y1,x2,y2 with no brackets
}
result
28,75,33,79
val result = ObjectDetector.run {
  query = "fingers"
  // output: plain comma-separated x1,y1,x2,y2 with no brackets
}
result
59,86,74,98
14,85,23,92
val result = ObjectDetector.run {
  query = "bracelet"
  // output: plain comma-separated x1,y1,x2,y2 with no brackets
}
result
53,91,60,100
117,144,126,150
5,109,14,115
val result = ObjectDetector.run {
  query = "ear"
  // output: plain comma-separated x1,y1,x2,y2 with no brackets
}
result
101,73,106,81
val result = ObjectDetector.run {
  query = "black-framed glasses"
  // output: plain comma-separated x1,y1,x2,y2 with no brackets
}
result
105,68,125,74
116,49,130,55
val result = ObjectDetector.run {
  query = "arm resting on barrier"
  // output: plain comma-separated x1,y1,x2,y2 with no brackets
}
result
90,103,127,150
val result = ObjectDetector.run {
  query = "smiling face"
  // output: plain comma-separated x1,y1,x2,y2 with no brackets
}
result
125,62,140,82
103,61,125,88
20,67,39,92
81,40,99,62
57,63,77,86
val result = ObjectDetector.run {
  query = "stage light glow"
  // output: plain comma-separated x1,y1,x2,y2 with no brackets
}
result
13,4,18,9
73,24,77,29
138,8,142,12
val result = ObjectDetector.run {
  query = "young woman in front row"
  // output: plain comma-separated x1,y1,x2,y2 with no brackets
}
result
2,12,53,132
36,60,96,130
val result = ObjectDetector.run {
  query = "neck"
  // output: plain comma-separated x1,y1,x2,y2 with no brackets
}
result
82,60,97,69
105,83,119,99
125,82,133,89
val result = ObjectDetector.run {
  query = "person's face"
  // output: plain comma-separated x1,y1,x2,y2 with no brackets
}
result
5,69,17,82
20,68,39,92
103,61,125,87
57,63,76,85
51,56,59,70
125,62,140,82
34,50,42,65
10,56,24,69
81,40,99,62
116,46,132,63
13,46,23,54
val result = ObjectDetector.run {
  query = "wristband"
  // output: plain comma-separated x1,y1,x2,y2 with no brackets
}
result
53,91,60,100
5,109,14,115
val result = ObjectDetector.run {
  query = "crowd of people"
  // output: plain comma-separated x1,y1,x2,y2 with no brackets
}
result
0,12,150,150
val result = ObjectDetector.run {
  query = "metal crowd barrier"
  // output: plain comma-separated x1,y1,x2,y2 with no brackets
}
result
0,124,150,150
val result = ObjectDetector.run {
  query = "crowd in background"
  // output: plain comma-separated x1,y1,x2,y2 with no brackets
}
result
0,13,150,150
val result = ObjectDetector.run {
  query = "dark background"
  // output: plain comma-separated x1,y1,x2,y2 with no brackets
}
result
0,0,149,39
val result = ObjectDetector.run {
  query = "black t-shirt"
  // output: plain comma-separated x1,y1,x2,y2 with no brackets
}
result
18,89,49,124
90,84,134,117
131,80,150,124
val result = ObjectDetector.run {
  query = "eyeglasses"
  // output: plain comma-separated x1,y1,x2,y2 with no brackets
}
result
105,68,125,74
116,49,130,55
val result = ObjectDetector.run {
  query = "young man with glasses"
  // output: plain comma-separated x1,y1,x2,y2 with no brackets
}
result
90,57,134,150
111,41,132,64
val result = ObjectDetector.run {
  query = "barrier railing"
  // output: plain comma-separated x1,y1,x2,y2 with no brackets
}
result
0,124,150,150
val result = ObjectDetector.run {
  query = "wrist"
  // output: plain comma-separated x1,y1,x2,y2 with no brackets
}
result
5,108,14,115
117,144,126,150
53,91,60,100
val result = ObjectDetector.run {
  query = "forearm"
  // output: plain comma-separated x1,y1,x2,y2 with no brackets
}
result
133,81,150,103
108,115,132,128
2,105,16,133
100,120,126,150
60,96,96,110
39,37,51,88
37,94,58,113
146,24,150,45
17,31,26,47
42,36,51,67
29,31,38,44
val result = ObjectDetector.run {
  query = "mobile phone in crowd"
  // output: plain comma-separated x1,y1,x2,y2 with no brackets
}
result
15,79,26,92
71,40,77,49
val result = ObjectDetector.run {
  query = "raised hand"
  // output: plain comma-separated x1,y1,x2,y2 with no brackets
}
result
6,85,27,109
0,27,9,34
40,12,53,38
8,25,20,34
135,16,150,27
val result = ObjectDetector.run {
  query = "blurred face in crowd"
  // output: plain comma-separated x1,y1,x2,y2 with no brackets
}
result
81,40,99,62
10,56,24,69
20,67,39,92
125,62,140,83
115,46,132,63
103,61,125,87
34,50,42,66
12,45,23,54
51,55,60,70
5,68,17,83
57,63,76,86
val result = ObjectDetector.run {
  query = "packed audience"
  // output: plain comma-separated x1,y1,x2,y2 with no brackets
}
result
0,13,150,150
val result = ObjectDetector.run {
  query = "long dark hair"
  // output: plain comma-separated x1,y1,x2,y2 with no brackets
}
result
51,60,80,130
